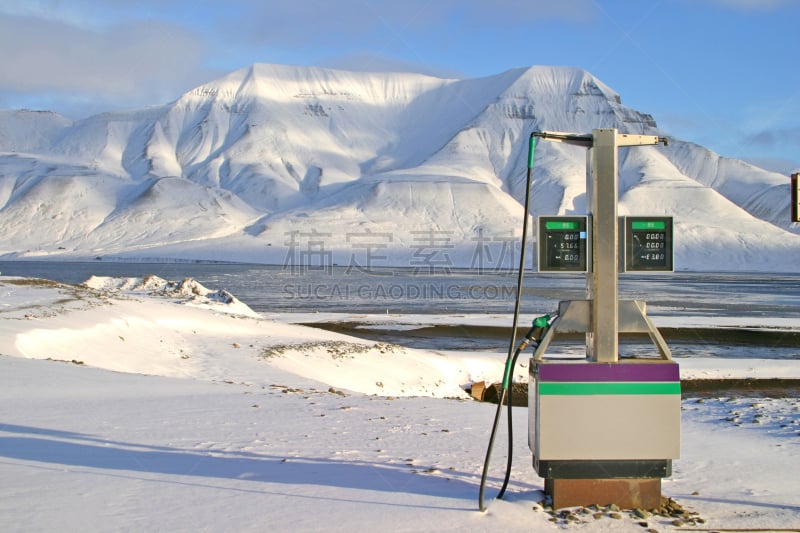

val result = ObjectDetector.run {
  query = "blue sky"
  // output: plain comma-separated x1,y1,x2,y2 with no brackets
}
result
0,0,798,172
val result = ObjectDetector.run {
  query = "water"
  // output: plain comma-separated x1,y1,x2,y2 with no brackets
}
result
2,260,798,359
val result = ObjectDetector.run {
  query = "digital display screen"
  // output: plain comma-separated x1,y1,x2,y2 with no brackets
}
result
625,217,673,272
538,216,588,272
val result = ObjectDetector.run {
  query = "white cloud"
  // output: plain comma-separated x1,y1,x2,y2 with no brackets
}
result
0,12,215,113
0,0,597,115
223,0,595,47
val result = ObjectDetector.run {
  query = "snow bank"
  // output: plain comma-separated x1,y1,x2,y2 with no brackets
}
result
0,276,491,398
83,274,260,317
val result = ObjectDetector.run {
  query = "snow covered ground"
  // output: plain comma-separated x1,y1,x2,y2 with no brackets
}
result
1,275,798,532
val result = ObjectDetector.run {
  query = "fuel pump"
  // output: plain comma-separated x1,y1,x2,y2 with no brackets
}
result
479,129,681,512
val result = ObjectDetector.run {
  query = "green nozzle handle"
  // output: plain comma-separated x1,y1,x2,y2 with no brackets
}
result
533,314,550,328
502,314,551,389
528,135,537,169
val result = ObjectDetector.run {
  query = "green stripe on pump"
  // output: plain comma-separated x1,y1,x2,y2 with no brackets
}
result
539,382,681,395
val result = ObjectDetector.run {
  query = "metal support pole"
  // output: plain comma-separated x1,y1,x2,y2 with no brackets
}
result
588,129,619,363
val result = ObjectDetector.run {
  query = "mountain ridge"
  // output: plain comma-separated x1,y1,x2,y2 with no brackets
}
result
0,63,797,271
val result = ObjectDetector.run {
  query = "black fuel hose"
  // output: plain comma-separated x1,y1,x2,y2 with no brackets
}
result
478,316,552,511
478,133,537,513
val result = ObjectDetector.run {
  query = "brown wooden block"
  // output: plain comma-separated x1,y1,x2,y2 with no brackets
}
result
546,477,661,510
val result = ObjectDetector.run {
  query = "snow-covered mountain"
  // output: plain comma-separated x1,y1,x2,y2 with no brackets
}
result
0,64,797,271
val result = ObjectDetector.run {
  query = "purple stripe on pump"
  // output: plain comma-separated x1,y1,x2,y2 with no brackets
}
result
536,362,679,383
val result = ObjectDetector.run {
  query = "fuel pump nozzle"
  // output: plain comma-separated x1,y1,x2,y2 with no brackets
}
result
502,314,553,388
521,314,553,348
